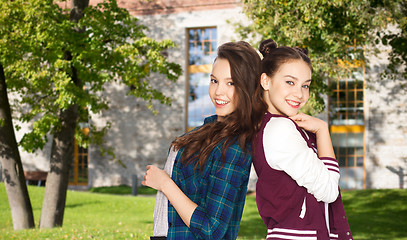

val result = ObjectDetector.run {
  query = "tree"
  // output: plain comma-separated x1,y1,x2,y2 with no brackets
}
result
237,0,406,113
1,0,181,229
0,1,37,230
39,0,88,228
0,65,35,230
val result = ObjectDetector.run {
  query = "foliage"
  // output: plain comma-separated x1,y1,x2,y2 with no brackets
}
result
1,184,407,239
375,1,407,80
0,0,182,155
237,0,406,114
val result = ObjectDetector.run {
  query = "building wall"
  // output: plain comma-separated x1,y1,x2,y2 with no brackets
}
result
92,0,239,15
364,43,407,189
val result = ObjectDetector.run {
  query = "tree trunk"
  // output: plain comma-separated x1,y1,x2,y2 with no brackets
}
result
39,104,78,228
39,1,88,228
70,0,89,22
0,63,35,230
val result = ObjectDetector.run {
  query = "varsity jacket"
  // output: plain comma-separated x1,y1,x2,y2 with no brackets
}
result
253,112,353,240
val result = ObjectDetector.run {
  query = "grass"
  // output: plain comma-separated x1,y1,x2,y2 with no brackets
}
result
89,185,158,195
341,189,407,240
1,184,407,239
0,184,155,239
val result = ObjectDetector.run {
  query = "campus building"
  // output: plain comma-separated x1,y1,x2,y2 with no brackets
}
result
12,0,407,190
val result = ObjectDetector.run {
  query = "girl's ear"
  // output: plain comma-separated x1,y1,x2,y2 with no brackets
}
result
260,73,270,90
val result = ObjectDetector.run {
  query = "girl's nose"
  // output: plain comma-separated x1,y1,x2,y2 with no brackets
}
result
293,86,303,99
215,83,225,95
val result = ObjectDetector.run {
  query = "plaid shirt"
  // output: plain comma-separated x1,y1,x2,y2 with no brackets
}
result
167,115,252,239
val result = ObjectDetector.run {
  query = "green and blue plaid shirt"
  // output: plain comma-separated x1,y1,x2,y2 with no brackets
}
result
167,115,252,239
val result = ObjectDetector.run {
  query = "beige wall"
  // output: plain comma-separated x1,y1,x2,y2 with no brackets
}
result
364,39,407,189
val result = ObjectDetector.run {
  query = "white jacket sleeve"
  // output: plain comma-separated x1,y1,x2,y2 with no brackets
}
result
263,118,339,203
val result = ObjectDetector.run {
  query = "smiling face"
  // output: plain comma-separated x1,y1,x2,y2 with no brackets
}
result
261,60,312,117
208,58,237,119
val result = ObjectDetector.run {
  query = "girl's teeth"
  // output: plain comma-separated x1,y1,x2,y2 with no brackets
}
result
287,100,299,106
216,100,228,105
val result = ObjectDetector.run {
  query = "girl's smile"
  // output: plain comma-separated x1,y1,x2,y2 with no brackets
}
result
214,98,230,106
286,99,301,108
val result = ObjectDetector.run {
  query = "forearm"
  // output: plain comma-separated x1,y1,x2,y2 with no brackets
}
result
161,180,198,228
315,123,336,159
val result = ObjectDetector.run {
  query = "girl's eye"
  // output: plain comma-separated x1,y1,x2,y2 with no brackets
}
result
286,81,294,85
302,85,310,89
210,78,218,84
227,81,235,86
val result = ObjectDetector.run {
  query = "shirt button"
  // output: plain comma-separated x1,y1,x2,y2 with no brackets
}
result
346,232,350,235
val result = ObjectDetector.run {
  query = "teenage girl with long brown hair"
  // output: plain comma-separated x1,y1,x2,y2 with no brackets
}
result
142,41,262,239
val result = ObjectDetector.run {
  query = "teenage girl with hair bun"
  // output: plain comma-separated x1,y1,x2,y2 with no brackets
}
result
253,39,352,240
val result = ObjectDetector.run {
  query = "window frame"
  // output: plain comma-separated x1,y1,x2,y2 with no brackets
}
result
69,128,89,186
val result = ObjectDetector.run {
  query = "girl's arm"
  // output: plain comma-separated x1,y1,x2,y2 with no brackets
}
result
142,165,197,227
143,145,250,239
188,145,250,239
263,116,339,203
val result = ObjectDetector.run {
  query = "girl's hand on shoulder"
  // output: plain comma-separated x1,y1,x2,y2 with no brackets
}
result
290,112,328,134
141,165,171,191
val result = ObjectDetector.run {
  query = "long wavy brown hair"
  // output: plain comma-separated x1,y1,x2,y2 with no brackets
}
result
171,41,263,169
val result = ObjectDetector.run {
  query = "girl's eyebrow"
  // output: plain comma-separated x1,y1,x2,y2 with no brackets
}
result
210,74,233,81
284,75,312,82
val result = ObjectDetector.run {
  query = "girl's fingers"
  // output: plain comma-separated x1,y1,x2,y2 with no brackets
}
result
291,113,307,121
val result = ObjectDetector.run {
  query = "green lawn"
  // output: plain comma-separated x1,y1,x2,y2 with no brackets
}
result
1,183,406,239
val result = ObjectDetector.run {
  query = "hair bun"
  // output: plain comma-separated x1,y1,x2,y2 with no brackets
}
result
294,46,309,56
259,39,277,57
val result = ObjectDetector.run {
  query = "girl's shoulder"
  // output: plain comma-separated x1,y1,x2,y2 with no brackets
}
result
262,115,306,148
264,115,298,134
264,114,316,146
186,115,217,134
204,115,218,124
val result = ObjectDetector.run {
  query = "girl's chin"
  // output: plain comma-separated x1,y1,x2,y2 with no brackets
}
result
215,111,236,121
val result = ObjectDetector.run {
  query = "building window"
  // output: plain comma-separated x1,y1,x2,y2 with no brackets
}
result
69,128,89,186
329,59,364,125
331,127,364,189
186,27,217,131
329,46,365,189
